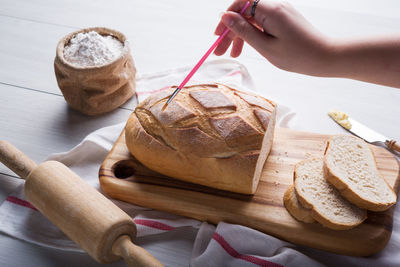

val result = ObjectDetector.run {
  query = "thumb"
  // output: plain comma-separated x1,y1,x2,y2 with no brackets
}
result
221,11,270,53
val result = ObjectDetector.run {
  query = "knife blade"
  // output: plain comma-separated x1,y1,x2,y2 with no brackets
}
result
329,113,400,152
347,117,386,144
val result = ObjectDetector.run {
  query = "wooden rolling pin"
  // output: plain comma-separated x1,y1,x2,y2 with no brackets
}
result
0,141,163,267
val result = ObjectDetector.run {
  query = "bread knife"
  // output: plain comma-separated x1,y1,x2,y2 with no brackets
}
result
331,116,400,153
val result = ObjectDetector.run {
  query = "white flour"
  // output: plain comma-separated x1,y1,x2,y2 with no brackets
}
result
63,31,124,67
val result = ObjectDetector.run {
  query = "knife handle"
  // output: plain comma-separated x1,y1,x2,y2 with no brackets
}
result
386,139,400,153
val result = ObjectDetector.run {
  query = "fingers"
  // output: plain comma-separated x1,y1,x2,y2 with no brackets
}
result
231,38,244,57
214,34,234,56
215,14,228,36
220,11,271,55
215,0,295,37
214,0,251,36
251,1,299,37
213,0,281,57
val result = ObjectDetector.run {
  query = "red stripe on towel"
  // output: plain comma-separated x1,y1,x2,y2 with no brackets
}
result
227,70,242,76
6,196,38,211
212,232,283,267
134,219,175,231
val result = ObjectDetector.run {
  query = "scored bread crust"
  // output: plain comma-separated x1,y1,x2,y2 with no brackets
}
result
294,158,367,230
125,83,277,194
283,184,315,223
324,135,397,212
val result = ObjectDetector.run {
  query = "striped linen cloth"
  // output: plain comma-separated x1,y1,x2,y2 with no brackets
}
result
0,59,328,267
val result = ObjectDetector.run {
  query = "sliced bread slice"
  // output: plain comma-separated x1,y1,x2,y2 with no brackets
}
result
324,135,397,211
294,157,367,230
284,184,315,223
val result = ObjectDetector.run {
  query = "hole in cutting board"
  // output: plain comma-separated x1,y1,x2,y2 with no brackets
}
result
112,160,136,179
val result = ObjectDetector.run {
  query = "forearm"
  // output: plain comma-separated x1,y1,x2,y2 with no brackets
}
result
327,37,400,88
216,0,400,88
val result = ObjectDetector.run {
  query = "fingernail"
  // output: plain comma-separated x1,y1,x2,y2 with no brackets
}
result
221,13,234,27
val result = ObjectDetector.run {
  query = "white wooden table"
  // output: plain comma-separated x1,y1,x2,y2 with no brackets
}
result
0,0,399,266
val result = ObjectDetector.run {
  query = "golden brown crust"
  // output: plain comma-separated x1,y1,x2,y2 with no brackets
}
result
309,210,363,231
234,91,275,112
125,83,277,194
189,90,237,110
126,113,260,193
283,185,315,223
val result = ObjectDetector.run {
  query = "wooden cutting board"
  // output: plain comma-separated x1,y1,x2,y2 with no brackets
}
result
99,127,400,256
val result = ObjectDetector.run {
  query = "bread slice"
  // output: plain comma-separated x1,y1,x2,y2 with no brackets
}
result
284,184,315,223
294,157,367,230
324,135,397,211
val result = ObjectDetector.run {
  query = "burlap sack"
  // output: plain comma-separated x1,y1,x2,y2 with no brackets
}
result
54,27,136,115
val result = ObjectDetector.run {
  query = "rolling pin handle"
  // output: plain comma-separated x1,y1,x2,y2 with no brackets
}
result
112,235,164,267
0,141,37,179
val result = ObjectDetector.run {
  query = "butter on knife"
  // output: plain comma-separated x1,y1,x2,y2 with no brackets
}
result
327,109,400,153
328,109,352,130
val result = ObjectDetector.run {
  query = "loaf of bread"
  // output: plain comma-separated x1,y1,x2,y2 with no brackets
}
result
283,184,315,223
125,83,277,194
294,157,367,230
324,135,397,211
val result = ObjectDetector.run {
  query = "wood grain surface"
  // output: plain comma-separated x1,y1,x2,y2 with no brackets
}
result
99,127,400,256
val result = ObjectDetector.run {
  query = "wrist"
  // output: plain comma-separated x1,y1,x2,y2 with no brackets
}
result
322,38,359,79
316,37,344,78
295,35,343,78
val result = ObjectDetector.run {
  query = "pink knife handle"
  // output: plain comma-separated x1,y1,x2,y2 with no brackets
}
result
176,1,250,91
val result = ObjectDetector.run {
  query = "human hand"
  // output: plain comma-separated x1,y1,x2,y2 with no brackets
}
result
214,0,334,77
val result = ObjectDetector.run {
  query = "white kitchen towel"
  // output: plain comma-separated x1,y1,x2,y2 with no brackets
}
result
190,222,323,267
0,59,334,267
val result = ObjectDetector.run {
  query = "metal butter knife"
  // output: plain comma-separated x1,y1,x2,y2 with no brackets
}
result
331,115,400,153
